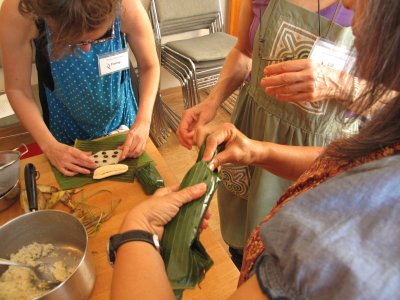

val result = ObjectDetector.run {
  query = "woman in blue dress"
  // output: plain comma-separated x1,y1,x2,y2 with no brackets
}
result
0,0,159,176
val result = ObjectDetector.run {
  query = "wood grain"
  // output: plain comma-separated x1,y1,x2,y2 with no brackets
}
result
0,138,239,299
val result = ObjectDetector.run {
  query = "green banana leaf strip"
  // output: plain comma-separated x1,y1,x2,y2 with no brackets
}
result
52,134,153,190
173,289,183,300
135,162,165,195
161,138,220,295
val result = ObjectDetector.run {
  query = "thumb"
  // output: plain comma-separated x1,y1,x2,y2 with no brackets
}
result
208,152,231,170
173,183,207,207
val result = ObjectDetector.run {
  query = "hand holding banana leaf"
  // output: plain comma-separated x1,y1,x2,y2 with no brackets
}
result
113,136,221,299
118,183,207,238
160,136,221,298
194,123,256,169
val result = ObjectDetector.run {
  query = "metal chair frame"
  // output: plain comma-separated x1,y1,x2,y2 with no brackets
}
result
149,0,236,131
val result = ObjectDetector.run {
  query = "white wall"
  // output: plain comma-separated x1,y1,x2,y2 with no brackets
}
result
159,0,228,90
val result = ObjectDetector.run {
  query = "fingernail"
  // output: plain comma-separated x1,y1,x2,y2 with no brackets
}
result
195,182,206,190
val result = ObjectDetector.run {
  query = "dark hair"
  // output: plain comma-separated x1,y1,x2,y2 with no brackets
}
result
18,0,120,57
325,0,400,160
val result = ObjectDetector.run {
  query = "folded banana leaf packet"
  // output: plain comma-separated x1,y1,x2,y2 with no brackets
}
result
161,139,220,297
135,162,165,195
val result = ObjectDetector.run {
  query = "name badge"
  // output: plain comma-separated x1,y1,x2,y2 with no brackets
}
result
98,49,130,76
309,38,356,72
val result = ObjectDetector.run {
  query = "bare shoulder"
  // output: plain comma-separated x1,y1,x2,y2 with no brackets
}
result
119,0,149,34
0,0,37,41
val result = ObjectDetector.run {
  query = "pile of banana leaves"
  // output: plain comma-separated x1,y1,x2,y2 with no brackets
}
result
161,138,220,299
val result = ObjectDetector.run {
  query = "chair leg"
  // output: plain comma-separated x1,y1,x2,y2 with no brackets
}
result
150,92,171,147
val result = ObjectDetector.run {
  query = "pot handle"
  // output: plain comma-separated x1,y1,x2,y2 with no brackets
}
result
24,163,38,212
12,143,29,158
19,143,29,158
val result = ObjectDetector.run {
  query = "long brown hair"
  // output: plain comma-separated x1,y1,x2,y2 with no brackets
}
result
325,0,400,160
18,0,120,57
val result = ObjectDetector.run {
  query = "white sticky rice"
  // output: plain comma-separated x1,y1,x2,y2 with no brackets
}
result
0,242,75,300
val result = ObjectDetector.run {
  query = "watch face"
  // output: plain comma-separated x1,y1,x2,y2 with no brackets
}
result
152,234,160,250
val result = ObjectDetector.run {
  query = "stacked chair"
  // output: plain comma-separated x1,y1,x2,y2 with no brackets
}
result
149,0,237,131
128,0,170,147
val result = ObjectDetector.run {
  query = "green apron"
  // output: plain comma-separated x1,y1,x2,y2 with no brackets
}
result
218,0,355,249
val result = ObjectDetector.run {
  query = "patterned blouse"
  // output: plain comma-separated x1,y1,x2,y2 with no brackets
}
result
240,142,400,287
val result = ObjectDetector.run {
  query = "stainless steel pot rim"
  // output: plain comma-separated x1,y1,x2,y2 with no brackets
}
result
0,145,29,171
1,209,87,235
1,210,90,257
0,151,21,170
0,179,19,199
0,211,90,261
0,209,95,299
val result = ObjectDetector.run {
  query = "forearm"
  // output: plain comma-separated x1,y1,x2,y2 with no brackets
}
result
111,209,175,300
110,242,174,300
250,141,323,181
135,63,160,124
205,47,252,106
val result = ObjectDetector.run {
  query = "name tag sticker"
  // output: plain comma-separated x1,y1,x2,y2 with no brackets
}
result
309,38,356,72
98,49,129,76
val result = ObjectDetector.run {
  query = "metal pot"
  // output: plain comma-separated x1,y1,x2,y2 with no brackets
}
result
0,144,28,197
0,180,20,212
0,164,96,299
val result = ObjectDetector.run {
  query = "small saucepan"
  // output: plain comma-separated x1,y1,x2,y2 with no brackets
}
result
0,144,28,197
0,163,96,299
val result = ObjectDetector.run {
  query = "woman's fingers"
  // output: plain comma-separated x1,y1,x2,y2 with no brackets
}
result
177,110,197,149
261,59,341,102
70,148,96,169
171,183,207,207
194,123,237,162
261,71,315,88
264,59,312,76
263,81,317,99
200,210,212,231
153,184,180,197
119,130,137,160
59,167,78,177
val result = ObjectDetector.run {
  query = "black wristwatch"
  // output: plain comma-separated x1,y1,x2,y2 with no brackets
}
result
107,230,160,266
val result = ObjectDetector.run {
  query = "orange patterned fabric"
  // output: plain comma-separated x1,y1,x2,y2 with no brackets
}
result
239,143,400,285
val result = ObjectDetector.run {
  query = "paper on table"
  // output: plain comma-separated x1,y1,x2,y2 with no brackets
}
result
0,93,15,119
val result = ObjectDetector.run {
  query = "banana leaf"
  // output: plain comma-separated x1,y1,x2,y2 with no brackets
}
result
161,138,220,298
135,162,165,195
52,134,153,190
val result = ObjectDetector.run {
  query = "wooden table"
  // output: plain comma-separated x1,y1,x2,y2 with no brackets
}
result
0,140,239,299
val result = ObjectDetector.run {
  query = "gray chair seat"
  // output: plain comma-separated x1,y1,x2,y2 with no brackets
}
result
164,32,237,62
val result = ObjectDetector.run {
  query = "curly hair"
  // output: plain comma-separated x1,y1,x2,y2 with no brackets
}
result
18,0,120,57
325,0,400,160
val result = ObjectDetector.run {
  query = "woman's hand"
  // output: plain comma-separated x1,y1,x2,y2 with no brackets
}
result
43,141,96,176
176,99,220,150
261,59,346,102
118,120,150,160
194,123,256,170
119,183,207,238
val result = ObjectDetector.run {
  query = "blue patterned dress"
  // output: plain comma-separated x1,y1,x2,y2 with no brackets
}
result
35,16,137,144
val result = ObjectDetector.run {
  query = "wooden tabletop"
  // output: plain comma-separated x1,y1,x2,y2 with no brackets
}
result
0,140,239,299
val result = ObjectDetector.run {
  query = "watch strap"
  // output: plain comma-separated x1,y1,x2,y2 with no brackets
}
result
108,230,160,265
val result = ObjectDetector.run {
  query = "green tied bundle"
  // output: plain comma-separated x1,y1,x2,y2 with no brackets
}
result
135,162,165,195
161,138,221,298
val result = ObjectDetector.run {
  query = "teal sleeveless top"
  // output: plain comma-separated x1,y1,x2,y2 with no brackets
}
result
38,16,137,144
